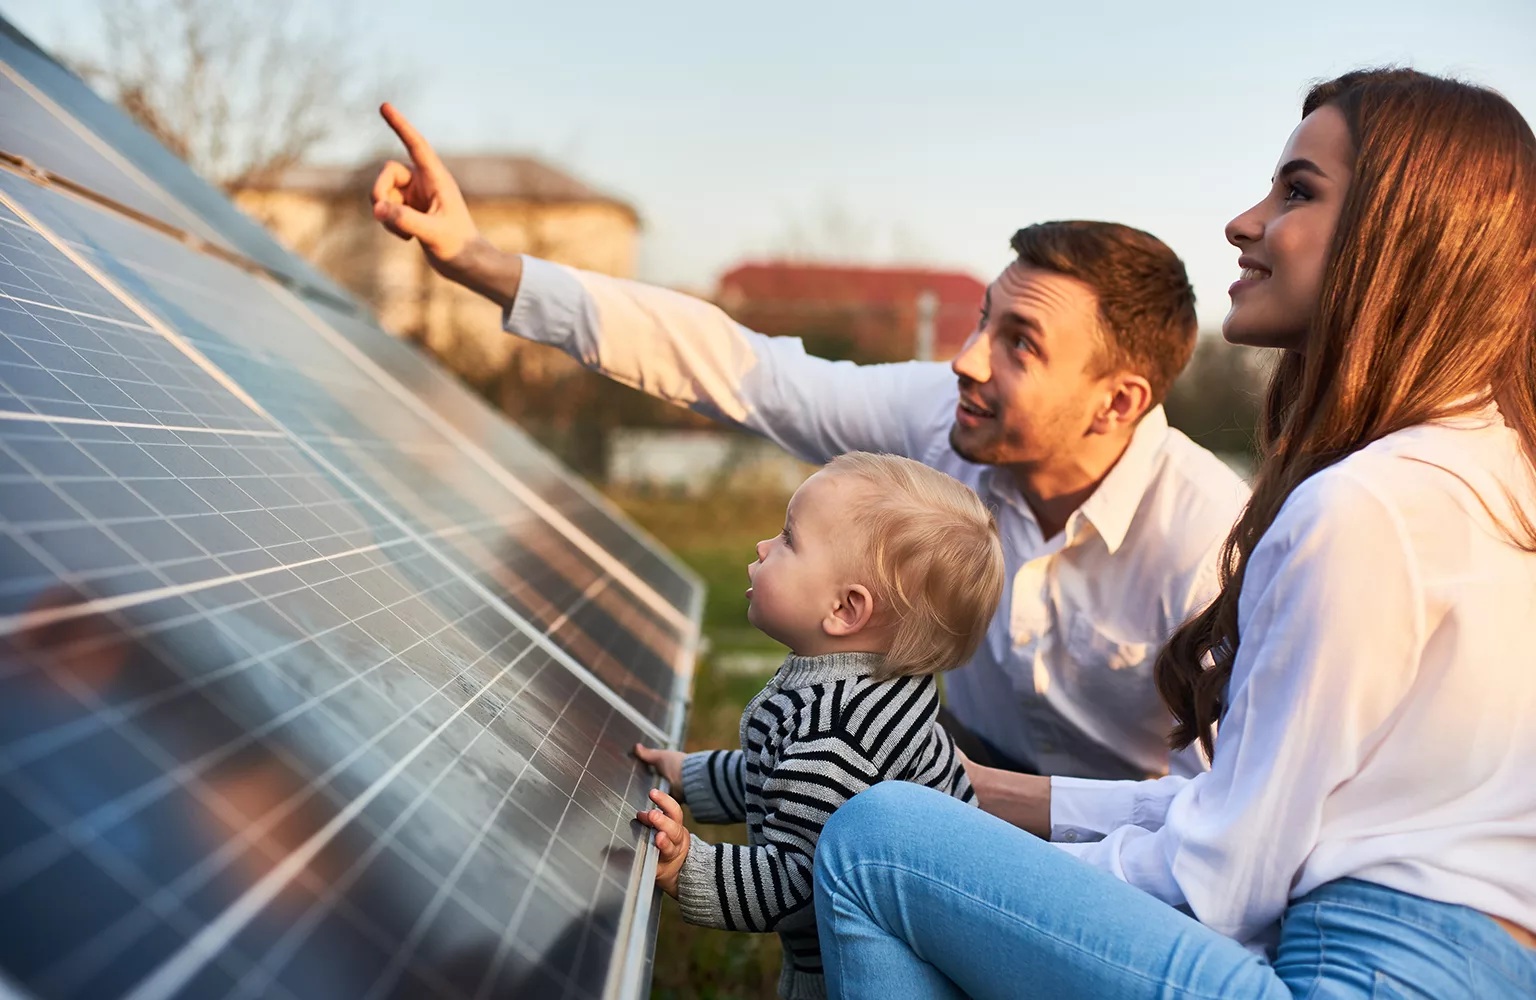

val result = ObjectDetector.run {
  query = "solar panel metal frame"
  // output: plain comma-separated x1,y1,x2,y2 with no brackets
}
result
0,21,700,1000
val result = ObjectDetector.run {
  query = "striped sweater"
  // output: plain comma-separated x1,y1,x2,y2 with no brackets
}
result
676,651,975,1000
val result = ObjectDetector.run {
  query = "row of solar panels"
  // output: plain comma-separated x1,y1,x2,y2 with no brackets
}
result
0,16,700,1000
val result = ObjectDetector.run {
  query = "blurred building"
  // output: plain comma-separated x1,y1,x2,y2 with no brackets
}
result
600,261,989,493
235,155,639,383
716,262,986,362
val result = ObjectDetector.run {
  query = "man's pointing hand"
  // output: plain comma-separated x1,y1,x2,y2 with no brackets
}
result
370,103,522,309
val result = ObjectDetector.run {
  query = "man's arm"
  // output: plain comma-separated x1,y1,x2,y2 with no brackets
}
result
506,259,955,463
371,103,515,302
370,104,957,464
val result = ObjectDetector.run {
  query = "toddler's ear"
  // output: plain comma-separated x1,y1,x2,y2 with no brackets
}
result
823,583,875,637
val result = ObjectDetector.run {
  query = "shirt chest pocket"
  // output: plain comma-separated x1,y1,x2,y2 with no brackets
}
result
1067,615,1154,671
1064,614,1158,708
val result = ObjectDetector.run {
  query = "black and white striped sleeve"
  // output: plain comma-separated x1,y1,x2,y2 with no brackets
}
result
842,676,977,805
673,729,880,932
911,723,975,803
679,749,748,824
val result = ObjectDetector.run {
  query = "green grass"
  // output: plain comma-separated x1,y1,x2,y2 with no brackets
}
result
614,490,788,637
610,489,794,1000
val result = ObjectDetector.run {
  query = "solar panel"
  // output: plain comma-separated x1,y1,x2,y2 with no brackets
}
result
299,300,701,621
0,20,356,307
0,20,700,1000
0,64,227,248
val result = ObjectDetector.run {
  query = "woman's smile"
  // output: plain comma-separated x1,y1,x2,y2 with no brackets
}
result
1228,255,1273,297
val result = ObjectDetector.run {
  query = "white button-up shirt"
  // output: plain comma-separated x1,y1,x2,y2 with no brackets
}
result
506,257,1250,779
1051,408,1536,948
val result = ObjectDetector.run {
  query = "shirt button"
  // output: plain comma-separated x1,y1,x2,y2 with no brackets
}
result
1062,830,1079,843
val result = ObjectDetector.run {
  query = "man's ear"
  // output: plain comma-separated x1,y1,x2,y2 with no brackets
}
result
823,584,875,637
1090,372,1153,435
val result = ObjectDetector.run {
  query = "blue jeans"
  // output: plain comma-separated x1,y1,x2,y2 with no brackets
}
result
813,782,1536,999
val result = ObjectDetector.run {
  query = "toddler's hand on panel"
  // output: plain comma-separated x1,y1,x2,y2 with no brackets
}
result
634,743,685,791
637,788,689,897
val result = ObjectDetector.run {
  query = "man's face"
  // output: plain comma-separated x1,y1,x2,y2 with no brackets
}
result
948,262,1109,467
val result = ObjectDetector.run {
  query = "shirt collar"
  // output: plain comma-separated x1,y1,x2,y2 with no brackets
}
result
1071,405,1170,555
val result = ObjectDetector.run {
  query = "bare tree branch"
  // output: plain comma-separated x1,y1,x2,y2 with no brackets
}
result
63,0,407,194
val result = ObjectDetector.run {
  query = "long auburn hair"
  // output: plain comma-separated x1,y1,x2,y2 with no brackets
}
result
1155,68,1536,758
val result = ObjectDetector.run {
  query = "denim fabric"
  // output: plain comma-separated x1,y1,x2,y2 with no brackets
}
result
812,782,1536,999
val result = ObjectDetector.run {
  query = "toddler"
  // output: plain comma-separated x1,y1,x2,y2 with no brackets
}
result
635,452,1006,1000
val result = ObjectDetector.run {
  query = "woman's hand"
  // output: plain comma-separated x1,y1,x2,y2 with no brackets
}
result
637,788,689,897
961,749,1053,839
634,743,685,791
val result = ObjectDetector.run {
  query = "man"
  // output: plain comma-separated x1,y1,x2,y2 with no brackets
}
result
370,104,1249,781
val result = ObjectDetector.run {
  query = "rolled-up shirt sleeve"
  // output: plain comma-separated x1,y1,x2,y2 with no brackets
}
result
1050,470,1424,944
504,256,958,464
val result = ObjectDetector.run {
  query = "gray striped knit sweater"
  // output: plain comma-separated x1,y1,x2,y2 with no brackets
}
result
676,650,975,1000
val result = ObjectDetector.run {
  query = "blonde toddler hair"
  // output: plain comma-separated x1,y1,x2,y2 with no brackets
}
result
823,452,1005,678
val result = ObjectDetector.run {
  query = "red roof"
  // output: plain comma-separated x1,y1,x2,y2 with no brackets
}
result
716,261,986,360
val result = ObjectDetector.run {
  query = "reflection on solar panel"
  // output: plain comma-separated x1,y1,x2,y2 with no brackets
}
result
0,20,354,305
0,17,700,1000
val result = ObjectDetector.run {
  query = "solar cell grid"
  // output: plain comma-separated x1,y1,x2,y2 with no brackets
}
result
0,64,229,248
1,472,666,1000
304,301,702,618
0,211,267,435
0,172,689,730
1,585,651,999
0,30,355,305
0,180,693,999
0,416,399,619
0,20,699,998
4,189,696,631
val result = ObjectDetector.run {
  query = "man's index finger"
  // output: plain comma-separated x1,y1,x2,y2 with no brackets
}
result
380,102,443,172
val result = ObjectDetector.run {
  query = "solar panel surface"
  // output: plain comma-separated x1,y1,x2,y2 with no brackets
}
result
0,20,699,1000
0,21,355,306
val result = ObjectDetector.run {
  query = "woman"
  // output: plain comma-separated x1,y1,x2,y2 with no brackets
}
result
811,68,1536,998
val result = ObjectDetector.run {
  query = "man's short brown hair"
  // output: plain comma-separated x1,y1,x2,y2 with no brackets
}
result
1010,221,1198,405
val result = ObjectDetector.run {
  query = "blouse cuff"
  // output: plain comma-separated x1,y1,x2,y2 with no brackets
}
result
1049,774,1187,843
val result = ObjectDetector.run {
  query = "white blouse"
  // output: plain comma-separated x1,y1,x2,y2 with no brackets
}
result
1049,408,1536,948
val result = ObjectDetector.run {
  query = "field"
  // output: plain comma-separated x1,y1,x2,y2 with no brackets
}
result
612,489,794,1000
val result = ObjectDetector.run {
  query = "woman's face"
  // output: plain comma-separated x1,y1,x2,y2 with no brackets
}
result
1223,104,1354,351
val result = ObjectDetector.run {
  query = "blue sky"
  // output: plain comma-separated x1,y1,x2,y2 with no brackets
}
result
7,0,1535,328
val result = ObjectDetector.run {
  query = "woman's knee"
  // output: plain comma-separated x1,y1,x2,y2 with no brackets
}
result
826,781,940,844
851,776,940,816
817,781,950,886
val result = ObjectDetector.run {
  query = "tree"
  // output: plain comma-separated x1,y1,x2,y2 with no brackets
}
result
63,0,401,194
1164,336,1271,461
